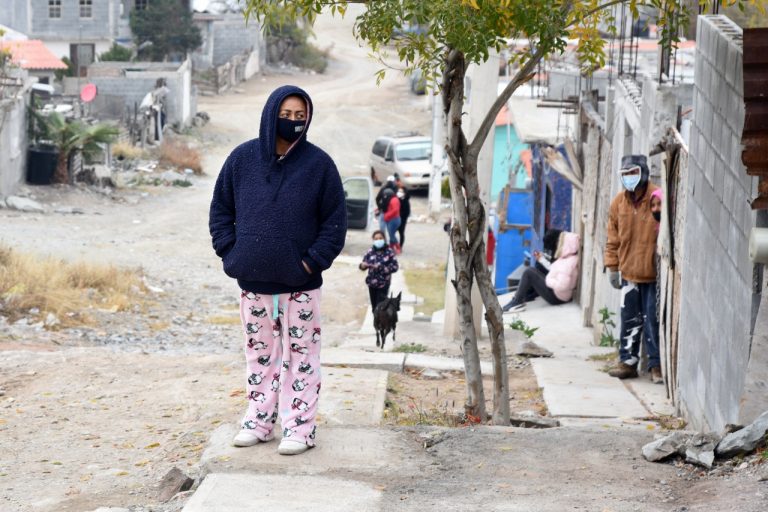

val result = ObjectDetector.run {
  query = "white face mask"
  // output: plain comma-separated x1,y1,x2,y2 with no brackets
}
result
621,174,641,191
373,239,386,249
619,165,642,192
397,192,405,199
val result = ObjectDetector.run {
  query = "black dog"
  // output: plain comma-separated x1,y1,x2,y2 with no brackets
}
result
373,292,401,350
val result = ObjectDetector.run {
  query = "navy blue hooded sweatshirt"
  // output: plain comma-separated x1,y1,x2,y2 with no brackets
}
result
209,85,347,294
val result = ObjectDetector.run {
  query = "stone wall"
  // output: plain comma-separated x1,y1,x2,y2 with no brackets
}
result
676,16,756,431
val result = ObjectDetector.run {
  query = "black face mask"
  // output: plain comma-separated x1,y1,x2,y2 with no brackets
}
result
652,211,661,222
276,118,305,143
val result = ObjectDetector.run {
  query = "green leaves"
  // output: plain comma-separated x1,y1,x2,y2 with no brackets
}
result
129,0,201,61
241,0,766,95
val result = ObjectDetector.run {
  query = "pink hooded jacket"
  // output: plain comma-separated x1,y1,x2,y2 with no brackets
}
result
545,232,580,302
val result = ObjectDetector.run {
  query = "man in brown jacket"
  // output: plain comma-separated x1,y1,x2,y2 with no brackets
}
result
604,155,662,383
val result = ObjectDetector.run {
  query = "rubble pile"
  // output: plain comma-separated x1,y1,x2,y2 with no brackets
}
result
643,410,768,476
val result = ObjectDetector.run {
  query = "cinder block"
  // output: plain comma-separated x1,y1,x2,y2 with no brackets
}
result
727,219,745,268
718,202,731,248
735,97,745,136
731,133,745,174
705,144,717,186
716,28,729,69
714,156,727,199
706,194,722,233
720,122,732,162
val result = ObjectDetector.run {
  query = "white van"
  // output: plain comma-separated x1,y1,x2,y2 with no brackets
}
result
369,132,432,189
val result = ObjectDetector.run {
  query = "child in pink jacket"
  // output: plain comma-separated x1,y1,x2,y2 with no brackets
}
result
502,232,580,313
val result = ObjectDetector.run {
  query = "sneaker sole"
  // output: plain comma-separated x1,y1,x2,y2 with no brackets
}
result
278,443,313,455
233,434,274,447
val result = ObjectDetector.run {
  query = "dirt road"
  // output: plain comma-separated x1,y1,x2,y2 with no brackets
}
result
2,6,766,512
0,7,448,511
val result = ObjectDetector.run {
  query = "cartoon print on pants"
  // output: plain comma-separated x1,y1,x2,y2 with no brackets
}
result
239,289,321,446
290,292,311,303
288,326,306,339
292,397,308,412
250,305,267,318
248,338,267,351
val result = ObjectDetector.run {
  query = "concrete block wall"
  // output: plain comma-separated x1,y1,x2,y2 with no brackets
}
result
0,93,29,199
212,15,260,67
88,61,194,126
676,16,755,431
0,1,30,33
29,0,119,40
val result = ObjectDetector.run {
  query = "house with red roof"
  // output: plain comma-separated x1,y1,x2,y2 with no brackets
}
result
0,39,67,85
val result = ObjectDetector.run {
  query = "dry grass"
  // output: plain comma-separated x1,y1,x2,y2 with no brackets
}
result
112,141,146,161
384,377,462,427
404,264,446,316
588,351,617,362
159,138,203,175
205,315,241,325
0,244,146,329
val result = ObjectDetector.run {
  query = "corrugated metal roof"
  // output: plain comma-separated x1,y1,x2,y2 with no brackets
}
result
743,27,768,208
0,39,67,70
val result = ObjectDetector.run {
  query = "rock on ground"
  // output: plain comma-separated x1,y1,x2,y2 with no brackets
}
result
5,195,45,213
157,467,195,502
642,431,692,462
684,432,720,469
716,410,768,458
516,340,554,358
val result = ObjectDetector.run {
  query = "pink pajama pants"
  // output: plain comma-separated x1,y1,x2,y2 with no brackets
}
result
238,288,322,446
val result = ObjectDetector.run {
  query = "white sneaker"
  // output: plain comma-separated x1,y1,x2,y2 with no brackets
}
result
233,430,274,447
278,439,311,455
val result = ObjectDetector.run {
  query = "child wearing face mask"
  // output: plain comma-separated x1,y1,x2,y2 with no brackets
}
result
650,189,662,230
359,230,400,312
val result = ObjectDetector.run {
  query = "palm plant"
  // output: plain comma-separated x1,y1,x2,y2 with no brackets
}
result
34,112,119,184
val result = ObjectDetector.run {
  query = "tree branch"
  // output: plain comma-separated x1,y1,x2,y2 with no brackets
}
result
467,43,546,157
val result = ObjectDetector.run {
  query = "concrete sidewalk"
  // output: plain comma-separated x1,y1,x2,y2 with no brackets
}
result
501,297,674,427
181,294,676,511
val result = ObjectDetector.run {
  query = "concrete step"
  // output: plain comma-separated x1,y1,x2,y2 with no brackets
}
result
511,300,673,422
322,348,405,372
183,473,382,512
198,426,421,479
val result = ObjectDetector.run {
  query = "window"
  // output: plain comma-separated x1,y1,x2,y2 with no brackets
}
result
372,140,388,158
395,142,431,161
80,0,93,18
135,0,149,10
49,0,61,18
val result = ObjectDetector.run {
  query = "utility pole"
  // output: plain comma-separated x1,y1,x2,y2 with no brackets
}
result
428,92,445,216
